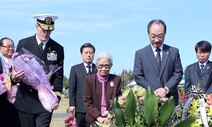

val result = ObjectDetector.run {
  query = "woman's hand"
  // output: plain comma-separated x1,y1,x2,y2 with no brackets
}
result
97,117,111,125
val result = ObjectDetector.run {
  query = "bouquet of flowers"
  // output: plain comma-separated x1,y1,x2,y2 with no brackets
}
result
0,72,7,95
8,48,61,112
0,54,14,97
182,85,212,127
111,84,197,127
64,115,76,127
0,54,18,104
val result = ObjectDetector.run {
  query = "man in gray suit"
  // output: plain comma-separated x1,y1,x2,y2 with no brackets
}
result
185,40,212,94
133,19,183,104
69,43,96,127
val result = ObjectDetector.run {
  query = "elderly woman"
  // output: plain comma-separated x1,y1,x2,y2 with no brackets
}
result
84,52,122,125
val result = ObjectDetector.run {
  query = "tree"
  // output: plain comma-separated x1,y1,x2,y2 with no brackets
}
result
120,69,133,87
63,75,69,89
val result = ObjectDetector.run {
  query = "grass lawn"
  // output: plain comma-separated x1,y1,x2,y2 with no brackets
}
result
50,97,69,127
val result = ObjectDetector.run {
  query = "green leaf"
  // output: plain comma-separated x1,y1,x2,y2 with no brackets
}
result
112,98,125,127
143,87,158,126
159,97,175,126
174,116,198,127
125,89,136,125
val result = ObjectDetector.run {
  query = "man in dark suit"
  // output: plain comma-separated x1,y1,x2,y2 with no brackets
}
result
0,37,21,127
133,19,183,104
185,40,212,94
69,43,96,127
14,14,64,127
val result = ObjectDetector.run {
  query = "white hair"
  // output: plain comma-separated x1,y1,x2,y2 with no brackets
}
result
96,52,113,65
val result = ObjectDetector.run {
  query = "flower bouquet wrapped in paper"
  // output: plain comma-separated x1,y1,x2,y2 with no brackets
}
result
0,55,12,95
9,48,61,112
0,72,7,95
0,53,20,103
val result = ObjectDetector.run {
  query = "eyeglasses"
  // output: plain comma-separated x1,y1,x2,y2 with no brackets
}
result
97,64,111,69
1,45,15,49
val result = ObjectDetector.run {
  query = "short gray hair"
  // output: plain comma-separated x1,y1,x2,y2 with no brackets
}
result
96,52,113,65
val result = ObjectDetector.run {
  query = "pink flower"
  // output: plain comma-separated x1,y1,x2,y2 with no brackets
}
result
0,75,4,80
179,91,187,104
0,72,7,95
64,115,76,126
206,94,212,106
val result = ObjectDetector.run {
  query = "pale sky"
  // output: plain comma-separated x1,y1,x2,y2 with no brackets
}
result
1,0,212,77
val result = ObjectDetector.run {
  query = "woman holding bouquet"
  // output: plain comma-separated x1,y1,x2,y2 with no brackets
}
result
84,52,122,126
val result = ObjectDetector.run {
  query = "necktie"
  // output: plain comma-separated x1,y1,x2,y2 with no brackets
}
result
200,64,204,74
156,48,161,71
39,42,44,53
87,65,91,75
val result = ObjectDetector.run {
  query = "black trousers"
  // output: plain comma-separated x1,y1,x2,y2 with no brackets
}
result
17,110,52,127
0,105,21,127
0,93,21,127
76,112,91,127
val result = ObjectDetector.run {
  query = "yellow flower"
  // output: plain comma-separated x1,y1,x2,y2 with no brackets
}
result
118,85,146,105
177,109,182,118
190,99,199,107
122,89,130,96
188,107,198,115
207,107,212,117
191,119,201,127
118,96,126,105
133,85,146,97
95,121,111,127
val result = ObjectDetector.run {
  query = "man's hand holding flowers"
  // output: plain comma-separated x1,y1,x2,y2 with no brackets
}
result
11,65,25,83
8,49,61,112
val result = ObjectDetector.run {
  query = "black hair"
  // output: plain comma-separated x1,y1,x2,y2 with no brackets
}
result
195,40,211,53
147,19,167,34
0,37,14,46
80,43,95,53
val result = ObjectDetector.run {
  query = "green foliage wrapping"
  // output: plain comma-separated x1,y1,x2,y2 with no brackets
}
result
174,116,198,127
113,98,125,127
159,97,175,126
125,89,136,125
143,87,158,126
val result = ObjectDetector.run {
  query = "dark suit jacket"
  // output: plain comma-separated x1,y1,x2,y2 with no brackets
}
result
185,61,212,94
14,35,64,113
84,73,122,124
133,44,183,104
69,63,96,113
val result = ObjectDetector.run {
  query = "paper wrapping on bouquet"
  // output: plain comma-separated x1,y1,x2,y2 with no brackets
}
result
0,52,19,102
182,85,209,127
7,85,18,103
9,48,62,112
0,73,7,95
0,54,9,95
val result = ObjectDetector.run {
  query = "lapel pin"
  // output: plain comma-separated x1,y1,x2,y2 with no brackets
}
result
110,82,114,87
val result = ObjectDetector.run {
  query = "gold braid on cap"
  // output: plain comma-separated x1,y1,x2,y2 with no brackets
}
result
37,21,54,31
